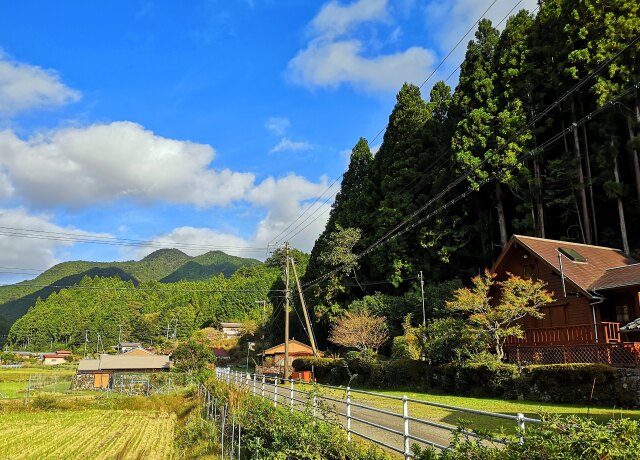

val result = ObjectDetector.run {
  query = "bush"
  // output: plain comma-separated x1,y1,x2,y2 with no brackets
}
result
427,361,520,397
31,394,58,410
518,363,624,404
414,415,640,459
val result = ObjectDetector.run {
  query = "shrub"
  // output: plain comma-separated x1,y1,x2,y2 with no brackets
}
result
31,394,58,410
518,363,623,404
414,415,640,459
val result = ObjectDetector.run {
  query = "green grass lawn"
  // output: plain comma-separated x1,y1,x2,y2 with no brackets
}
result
287,382,640,434
0,365,77,399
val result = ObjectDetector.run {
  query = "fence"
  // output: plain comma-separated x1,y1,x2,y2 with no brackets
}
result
198,384,243,460
215,368,540,459
504,342,640,366
24,373,80,402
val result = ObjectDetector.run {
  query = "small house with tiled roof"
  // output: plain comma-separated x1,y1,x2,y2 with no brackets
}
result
492,235,640,365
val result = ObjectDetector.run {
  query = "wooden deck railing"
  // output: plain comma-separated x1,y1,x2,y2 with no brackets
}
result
505,342,640,366
505,322,621,346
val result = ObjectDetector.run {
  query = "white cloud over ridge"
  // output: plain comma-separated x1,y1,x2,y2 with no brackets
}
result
134,174,335,259
0,207,111,283
0,51,81,117
0,122,255,208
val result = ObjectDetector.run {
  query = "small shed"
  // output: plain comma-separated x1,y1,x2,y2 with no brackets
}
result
262,339,318,368
213,348,231,361
77,353,171,389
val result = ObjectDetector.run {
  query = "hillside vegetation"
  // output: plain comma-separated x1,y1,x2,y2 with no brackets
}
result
7,263,280,351
304,1,640,335
0,249,260,334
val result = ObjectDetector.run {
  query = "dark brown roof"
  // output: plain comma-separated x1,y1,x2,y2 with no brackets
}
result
591,264,640,290
493,235,638,297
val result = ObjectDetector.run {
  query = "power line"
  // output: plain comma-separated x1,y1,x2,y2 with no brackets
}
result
0,225,267,252
0,282,285,293
268,2,510,247
267,177,342,248
301,40,640,292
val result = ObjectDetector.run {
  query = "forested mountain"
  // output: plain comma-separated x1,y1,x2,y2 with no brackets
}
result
305,1,640,329
0,248,260,336
7,264,281,350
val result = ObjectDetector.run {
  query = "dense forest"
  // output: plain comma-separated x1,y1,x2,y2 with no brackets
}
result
5,0,640,352
7,264,281,350
0,249,263,348
303,0,640,338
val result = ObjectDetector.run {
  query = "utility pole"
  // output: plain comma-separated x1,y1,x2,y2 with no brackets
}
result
255,300,267,365
284,242,290,379
118,324,123,345
84,330,90,358
165,322,171,341
49,337,53,352
419,271,426,327
291,256,318,356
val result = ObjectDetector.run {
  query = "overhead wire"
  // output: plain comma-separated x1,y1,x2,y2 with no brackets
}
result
269,0,510,247
301,31,640,290
274,1,540,247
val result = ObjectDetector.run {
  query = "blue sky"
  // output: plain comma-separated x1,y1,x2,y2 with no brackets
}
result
0,0,536,283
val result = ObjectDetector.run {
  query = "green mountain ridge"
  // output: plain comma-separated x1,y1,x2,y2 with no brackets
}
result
0,249,261,333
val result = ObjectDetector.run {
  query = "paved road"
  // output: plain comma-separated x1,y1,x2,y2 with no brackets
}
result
241,378,459,456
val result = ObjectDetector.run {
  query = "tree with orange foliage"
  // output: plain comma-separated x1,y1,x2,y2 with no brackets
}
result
446,270,553,361
329,311,388,353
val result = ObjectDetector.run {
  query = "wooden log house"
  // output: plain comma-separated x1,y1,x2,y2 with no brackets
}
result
492,235,640,365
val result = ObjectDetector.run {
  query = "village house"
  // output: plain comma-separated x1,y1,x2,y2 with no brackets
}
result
492,235,640,365
41,351,70,366
111,342,143,353
76,348,171,389
213,347,231,362
257,339,318,376
219,322,244,337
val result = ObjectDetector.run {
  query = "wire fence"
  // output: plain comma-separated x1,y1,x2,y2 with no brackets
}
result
198,383,244,460
215,368,540,459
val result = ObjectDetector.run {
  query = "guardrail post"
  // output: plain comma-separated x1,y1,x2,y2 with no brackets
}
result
290,378,294,412
517,413,525,445
312,390,317,426
274,377,279,407
253,374,257,395
261,375,265,397
403,396,410,460
346,386,351,442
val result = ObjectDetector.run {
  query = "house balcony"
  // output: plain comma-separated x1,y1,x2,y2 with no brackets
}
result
505,322,621,346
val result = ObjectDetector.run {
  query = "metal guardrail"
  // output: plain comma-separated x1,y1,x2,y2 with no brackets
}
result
215,368,540,459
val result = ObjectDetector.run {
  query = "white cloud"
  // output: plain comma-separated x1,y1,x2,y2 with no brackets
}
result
265,117,291,135
0,208,110,283
0,50,81,117
288,39,434,92
269,137,313,153
288,0,434,92
423,0,539,82
311,0,389,38
133,174,336,259
0,121,255,208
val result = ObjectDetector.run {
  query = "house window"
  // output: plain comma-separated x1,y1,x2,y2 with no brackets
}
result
522,263,536,278
616,305,630,323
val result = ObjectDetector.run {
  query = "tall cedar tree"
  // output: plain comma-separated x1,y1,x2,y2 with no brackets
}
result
368,83,429,285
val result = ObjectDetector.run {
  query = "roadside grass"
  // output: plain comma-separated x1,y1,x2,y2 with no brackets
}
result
0,409,176,459
285,382,640,435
